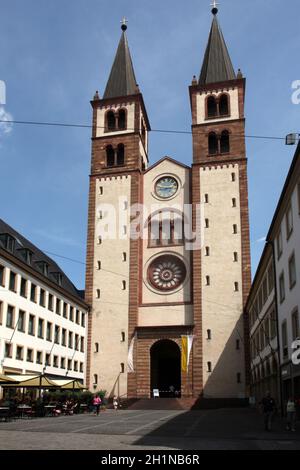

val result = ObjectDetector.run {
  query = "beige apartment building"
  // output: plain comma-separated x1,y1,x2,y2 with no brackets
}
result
248,141,300,409
0,219,88,390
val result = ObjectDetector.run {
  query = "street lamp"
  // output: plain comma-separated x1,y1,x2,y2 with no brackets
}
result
285,134,299,146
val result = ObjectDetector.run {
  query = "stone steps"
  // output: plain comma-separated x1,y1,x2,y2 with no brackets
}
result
125,397,250,411
127,398,197,410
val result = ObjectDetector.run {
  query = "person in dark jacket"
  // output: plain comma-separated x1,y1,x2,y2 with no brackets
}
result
260,391,276,431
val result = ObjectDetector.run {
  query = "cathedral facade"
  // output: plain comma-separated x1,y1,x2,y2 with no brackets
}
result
85,8,251,402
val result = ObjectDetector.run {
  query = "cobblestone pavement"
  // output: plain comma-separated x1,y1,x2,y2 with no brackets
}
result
0,408,300,450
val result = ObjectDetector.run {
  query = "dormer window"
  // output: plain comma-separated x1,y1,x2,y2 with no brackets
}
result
51,272,63,286
0,233,15,253
35,261,49,276
18,248,33,265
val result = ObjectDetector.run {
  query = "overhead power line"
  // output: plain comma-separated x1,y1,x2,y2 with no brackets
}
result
0,118,293,142
0,247,248,348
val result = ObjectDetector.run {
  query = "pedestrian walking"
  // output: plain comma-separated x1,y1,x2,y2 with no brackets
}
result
113,395,119,411
260,391,276,431
286,397,296,432
93,394,102,416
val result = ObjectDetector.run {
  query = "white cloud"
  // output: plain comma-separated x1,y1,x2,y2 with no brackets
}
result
256,236,266,243
0,106,13,138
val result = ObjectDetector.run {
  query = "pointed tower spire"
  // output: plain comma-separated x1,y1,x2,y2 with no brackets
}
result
199,6,236,85
103,21,138,99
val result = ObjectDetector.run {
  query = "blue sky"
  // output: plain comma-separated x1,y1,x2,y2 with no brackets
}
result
0,0,299,289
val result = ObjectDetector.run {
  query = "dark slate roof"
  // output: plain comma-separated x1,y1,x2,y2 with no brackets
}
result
199,15,236,85
103,31,138,99
0,218,85,302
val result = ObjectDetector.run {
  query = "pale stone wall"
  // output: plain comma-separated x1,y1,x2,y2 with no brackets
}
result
200,164,245,398
196,88,239,124
0,257,86,380
139,304,193,327
90,176,131,398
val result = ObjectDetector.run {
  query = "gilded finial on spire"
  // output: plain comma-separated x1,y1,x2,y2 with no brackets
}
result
210,0,219,15
121,17,128,31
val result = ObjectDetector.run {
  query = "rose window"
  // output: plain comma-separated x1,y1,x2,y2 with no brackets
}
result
148,255,186,292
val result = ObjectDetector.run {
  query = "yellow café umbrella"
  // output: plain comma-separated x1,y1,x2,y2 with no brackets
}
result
0,373,19,384
50,379,86,390
0,374,57,388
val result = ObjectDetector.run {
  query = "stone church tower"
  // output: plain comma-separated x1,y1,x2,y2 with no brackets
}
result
85,8,251,403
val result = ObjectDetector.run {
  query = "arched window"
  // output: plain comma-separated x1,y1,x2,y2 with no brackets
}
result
117,144,125,166
118,109,127,130
161,216,173,245
208,132,218,155
106,145,115,167
207,96,218,118
173,214,184,245
149,214,161,247
148,210,184,247
220,130,230,154
107,111,116,131
219,94,229,116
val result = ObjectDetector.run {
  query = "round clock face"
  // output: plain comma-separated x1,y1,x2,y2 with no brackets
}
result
155,176,178,199
148,255,186,292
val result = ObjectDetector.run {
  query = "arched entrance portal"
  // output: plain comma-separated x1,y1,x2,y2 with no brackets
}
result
150,339,181,397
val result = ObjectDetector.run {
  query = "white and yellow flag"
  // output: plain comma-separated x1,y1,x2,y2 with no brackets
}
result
127,333,136,373
181,335,194,373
